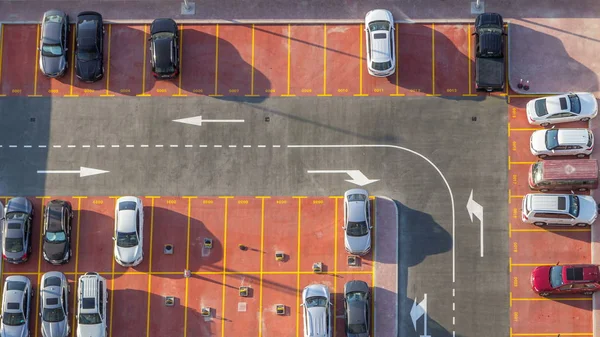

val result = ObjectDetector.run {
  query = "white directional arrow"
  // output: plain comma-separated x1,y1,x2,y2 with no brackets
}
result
467,189,484,257
410,294,430,337
37,167,109,178
306,170,379,186
172,116,245,126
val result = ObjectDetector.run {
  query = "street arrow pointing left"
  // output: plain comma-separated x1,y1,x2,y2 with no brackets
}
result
37,167,109,177
173,116,245,126
410,294,429,337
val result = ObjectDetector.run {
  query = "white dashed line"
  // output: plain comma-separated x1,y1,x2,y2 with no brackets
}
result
453,317,455,325
155,145,163,148
243,145,251,148
199,145,207,148
24,145,32,148
0,145,3,148
126,145,134,148
170,145,178,148
82,145,90,148
214,145,222,148
273,145,281,148
185,145,193,148
68,145,76,148
452,303,455,311
229,145,236,148
38,145,46,148
258,145,266,148
112,145,120,148
53,145,61,148
141,145,149,148
9,145,17,148
97,145,105,148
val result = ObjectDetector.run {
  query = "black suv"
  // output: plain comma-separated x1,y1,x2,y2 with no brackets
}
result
149,18,180,79
75,11,104,82
42,199,73,265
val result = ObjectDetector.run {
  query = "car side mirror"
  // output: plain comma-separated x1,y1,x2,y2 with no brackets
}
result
300,303,304,307
147,37,152,41
556,261,560,265
112,237,116,241
39,312,42,317
342,226,346,230
370,226,373,229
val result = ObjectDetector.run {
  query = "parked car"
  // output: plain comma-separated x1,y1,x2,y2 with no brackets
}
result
149,18,179,79
529,159,598,192
530,128,593,158
364,9,395,77
526,93,598,126
40,272,70,337
42,199,73,265
113,197,144,267
301,284,332,337
473,12,505,92
1,276,33,337
343,189,372,255
531,264,600,296
76,272,107,337
2,197,34,264
521,193,598,227
343,280,370,337
39,10,69,77
75,11,104,82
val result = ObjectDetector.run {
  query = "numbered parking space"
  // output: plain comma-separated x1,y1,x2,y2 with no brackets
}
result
0,22,487,98
507,98,594,337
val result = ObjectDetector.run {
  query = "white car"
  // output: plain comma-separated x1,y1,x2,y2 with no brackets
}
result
526,92,598,126
530,128,594,158
301,284,331,337
522,193,598,227
343,189,372,255
364,9,395,77
113,197,144,267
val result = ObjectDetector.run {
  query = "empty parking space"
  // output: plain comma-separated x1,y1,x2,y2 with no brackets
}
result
511,298,592,334
217,25,253,96
260,274,297,337
433,24,469,96
263,197,298,272
152,197,188,273
253,25,289,96
510,230,591,265
108,24,145,96
111,274,147,337
225,197,262,273
189,197,224,273
186,274,223,336
78,197,113,272
397,24,432,96
0,24,37,96
180,25,217,96
149,275,186,337
289,25,324,96
326,25,361,96
300,198,335,272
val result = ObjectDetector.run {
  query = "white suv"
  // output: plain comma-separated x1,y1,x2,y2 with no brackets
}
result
76,272,107,337
522,193,598,227
364,9,395,77
530,128,593,158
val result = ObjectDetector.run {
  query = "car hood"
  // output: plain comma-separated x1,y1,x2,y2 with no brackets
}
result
6,197,32,214
115,245,141,264
365,9,393,24
76,58,101,81
77,323,103,337
577,93,599,117
41,55,66,76
577,196,598,224
345,234,371,254
44,241,68,260
42,319,68,337
531,266,552,292
344,280,369,295
1,323,27,337
306,307,328,337
530,130,547,152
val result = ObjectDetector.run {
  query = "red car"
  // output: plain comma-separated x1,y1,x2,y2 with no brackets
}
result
531,264,600,296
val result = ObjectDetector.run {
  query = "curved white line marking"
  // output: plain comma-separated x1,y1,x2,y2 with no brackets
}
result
287,144,456,283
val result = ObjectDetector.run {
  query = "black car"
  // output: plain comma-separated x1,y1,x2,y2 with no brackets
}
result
343,280,371,337
75,11,104,82
42,199,73,265
149,18,179,79
2,197,34,264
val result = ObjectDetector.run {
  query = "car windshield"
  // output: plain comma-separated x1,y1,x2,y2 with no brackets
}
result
348,323,368,334
535,100,548,116
371,61,392,71
347,221,369,236
6,212,26,220
368,21,390,31
78,313,101,325
45,14,63,24
346,291,366,302
117,232,138,248
119,201,137,211
544,130,559,150
43,307,65,322
568,94,581,113
2,312,25,326
5,237,23,253
531,162,543,185
550,266,564,288
568,195,579,217
347,194,367,202
478,27,503,34
41,43,63,57
45,231,66,243
305,296,327,308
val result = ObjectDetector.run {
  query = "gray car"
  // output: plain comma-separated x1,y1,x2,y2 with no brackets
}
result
39,10,69,77
40,272,70,337
0,275,33,337
2,197,34,264
343,189,372,255
343,280,371,337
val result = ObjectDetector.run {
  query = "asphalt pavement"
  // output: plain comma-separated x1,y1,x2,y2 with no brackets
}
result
0,95,508,337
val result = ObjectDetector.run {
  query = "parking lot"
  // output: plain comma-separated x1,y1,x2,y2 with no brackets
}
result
0,23,505,98
507,99,594,336
1,196,378,337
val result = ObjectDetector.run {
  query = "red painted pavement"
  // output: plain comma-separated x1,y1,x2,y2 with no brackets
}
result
300,198,335,272
433,24,469,96
253,25,289,97
0,24,37,96
397,24,432,96
186,274,223,337
107,24,145,96
216,25,252,96
188,197,224,273
180,25,217,96
148,275,186,337
151,197,188,273
326,25,360,96
111,274,148,337
262,197,298,273
289,25,324,96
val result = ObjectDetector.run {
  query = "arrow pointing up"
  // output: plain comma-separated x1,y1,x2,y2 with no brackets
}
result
307,170,379,186
37,166,109,177
172,116,245,126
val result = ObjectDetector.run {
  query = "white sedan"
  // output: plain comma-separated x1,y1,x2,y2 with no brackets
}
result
526,92,598,126
365,9,395,77
113,196,144,267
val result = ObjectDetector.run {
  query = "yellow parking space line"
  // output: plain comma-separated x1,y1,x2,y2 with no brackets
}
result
371,199,376,337
333,197,338,337
220,197,230,337
137,25,151,97
101,24,114,97
0,24,4,86
509,291,512,307
258,197,267,337
317,24,332,97
108,198,117,337
510,161,535,165
182,197,192,337
511,228,590,233
390,23,404,97
468,24,472,95
172,24,187,97
30,24,41,97
70,197,84,337
354,24,369,97
510,128,543,131
145,197,156,337
295,198,302,337
512,333,593,336
33,196,49,337
209,24,223,97
281,24,296,97
65,26,78,97
512,297,591,302
509,94,546,98
245,24,259,97
426,24,441,97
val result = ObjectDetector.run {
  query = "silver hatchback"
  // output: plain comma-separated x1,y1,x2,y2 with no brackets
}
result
40,272,70,337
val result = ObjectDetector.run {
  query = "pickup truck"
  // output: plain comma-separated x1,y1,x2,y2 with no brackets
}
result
474,13,506,92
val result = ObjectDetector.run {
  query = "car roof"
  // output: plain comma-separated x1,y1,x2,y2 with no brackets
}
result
563,265,600,283
528,194,568,212
556,128,591,145
346,299,367,325
117,209,136,232
154,38,174,67
47,204,65,231
370,31,391,62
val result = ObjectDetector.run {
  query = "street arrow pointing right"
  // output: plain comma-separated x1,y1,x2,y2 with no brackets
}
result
37,166,110,177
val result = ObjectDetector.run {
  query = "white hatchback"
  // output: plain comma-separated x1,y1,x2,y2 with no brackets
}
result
526,92,598,126
113,197,144,267
530,128,594,158
365,9,395,77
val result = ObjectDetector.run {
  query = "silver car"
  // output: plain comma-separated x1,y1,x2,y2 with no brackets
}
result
2,197,34,264
526,92,598,126
40,272,70,337
364,9,395,77
39,10,69,77
113,196,144,267
0,276,33,337
301,284,332,337
343,189,372,255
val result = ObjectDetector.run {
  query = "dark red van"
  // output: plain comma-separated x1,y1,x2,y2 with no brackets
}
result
529,159,599,192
